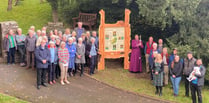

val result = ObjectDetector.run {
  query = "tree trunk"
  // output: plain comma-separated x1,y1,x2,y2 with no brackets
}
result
40,0,44,3
7,0,13,11
52,9,58,22
14,0,19,6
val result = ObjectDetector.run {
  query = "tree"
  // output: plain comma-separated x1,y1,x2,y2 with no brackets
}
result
7,0,13,11
14,0,19,6
47,0,59,22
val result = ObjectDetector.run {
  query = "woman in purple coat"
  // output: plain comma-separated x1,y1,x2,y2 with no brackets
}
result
129,35,144,73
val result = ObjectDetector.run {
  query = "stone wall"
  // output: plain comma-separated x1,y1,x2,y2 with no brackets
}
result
46,22,65,32
0,21,19,62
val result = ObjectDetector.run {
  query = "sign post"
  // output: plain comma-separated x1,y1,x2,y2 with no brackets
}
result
98,9,131,70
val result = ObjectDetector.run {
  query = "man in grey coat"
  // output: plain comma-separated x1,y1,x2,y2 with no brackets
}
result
75,38,85,76
25,30,37,69
183,52,196,97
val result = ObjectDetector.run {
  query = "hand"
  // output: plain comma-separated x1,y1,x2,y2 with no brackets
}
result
77,55,81,59
172,75,176,78
89,55,91,58
155,72,158,75
42,60,46,64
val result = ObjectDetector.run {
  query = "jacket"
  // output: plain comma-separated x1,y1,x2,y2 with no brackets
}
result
85,43,98,56
3,35,17,52
66,43,76,58
144,42,155,54
75,44,86,63
183,58,196,76
170,61,183,77
195,65,206,86
25,35,37,52
35,46,51,69
48,46,58,64
148,49,160,69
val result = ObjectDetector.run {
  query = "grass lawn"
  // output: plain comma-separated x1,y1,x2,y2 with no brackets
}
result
0,93,27,103
0,0,52,34
93,62,209,103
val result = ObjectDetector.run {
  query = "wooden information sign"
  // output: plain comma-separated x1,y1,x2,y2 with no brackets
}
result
98,9,131,70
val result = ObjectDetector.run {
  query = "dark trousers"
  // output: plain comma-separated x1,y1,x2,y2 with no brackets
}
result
37,68,47,86
85,55,90,67
48,63,56,82
26,51,34,68
90,55,97,74
75,63,84,75
190,83,202,103
7,47,15,64
17,45,26,63
55,64,61,79
184,75,190,96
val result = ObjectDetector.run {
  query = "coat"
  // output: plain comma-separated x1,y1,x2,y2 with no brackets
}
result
66,43,76,69
85,43,98,56
153,62,164,86
35,46,51,69
75,43,86,64
170,61,183,77
183,58,196,76
194,65,206,86
25,35,37,52
3,35,17,52
48,46,58,64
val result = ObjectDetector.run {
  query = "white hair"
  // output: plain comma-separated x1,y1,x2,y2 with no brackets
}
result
49,41,55,45
78,38,83,42
153,43,158,46
68,37,73,41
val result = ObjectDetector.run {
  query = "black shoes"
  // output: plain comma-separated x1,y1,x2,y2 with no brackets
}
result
37,85,40,90
42,83,48,87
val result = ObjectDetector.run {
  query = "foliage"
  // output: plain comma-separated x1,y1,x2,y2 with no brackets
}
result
0,0,52,34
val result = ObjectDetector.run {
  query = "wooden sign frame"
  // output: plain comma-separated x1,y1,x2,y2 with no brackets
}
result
98,9,131,70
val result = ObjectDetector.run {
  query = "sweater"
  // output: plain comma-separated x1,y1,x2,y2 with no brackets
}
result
170,61,183,77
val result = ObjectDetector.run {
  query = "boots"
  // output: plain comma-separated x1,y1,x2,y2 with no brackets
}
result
159,86,162,96
155,86,159,95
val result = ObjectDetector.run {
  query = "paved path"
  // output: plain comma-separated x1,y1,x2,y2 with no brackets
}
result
0,64,167,103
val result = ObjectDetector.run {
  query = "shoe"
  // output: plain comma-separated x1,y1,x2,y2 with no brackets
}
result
49,81,53,85
80,74,83,77
42,83,48,87
53,80,56,84
65,80,70,84
7,63,11,65
174,94,178,97
61,81,65,85
37,85,40,90
159,92,162,96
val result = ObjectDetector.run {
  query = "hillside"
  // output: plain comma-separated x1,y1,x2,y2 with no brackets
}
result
0,0,52,34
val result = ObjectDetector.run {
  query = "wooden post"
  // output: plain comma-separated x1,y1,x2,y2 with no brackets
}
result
124,9,131,70
98,9,105,70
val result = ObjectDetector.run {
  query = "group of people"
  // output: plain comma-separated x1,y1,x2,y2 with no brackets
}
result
130,35,206,103
3,22,99,90
3,22,206,102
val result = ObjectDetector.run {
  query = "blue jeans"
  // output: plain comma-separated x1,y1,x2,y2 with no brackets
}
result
170,76,181,95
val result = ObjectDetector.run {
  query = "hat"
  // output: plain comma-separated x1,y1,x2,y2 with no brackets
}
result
187,51,193,54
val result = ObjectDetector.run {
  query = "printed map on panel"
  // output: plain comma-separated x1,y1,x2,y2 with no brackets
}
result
104,27,125,52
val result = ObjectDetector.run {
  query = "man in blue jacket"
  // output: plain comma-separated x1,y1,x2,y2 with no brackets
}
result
35,39,51,90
